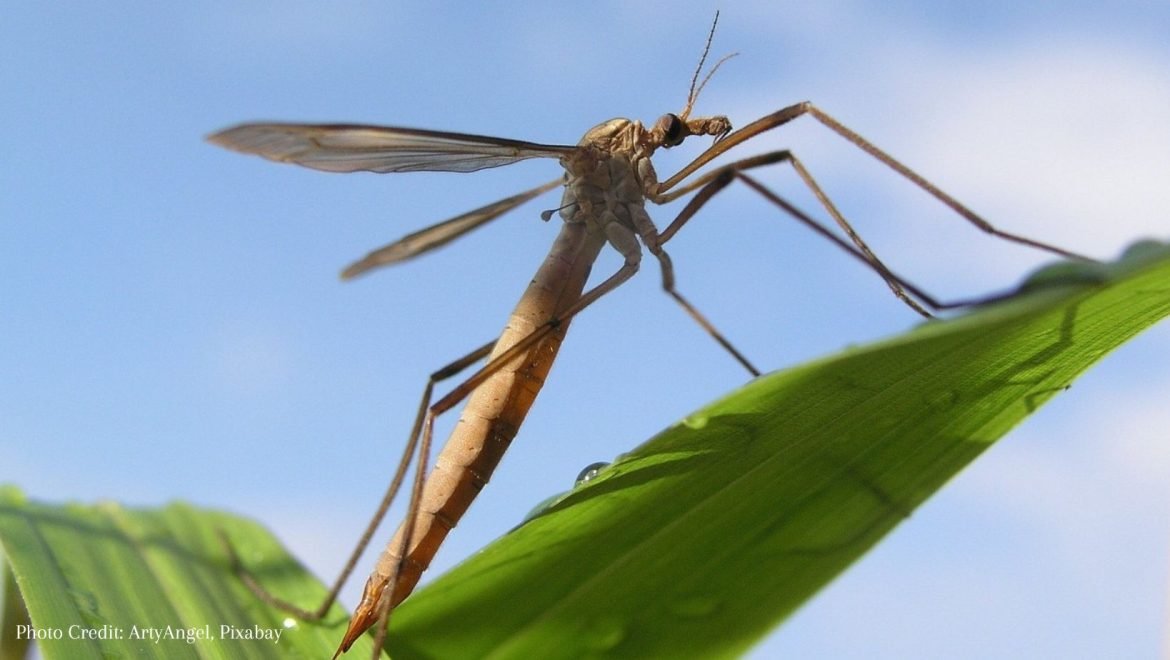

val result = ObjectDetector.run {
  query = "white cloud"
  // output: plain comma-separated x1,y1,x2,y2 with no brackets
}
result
883,39,1170,262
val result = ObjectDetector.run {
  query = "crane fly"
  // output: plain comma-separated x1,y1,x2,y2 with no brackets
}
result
207,14,1087,658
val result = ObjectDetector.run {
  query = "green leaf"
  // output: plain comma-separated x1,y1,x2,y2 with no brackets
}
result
2,241,1168,659
0,488,383,659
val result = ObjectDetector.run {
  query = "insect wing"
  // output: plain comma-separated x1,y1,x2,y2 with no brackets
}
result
341,178,563,279
207,123,575,173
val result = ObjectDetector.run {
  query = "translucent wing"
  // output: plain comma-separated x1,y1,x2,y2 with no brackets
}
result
207,123,575,173
341,178,563,279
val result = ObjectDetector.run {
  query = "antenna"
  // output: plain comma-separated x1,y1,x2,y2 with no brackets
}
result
680,12,738,120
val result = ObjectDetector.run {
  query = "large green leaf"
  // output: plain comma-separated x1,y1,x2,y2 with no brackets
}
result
0,489,382,659
2,241,1168,659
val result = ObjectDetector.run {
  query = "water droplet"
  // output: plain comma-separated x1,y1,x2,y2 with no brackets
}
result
575,462,609,485
282,617,297,629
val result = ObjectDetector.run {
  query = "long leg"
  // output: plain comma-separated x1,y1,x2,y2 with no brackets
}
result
658,149,932,316
647,245,760,376
650,149,1016,320
641,149,929,383
221,339,496,621
733,171,1016,309
646,137,1051,379
657,101,1093,263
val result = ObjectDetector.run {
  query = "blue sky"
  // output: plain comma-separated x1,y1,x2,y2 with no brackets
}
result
3,2,1169,657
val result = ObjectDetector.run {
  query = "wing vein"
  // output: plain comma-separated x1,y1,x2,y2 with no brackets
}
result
207,123,576,173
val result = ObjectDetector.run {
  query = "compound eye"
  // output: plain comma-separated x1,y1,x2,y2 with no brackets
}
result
658,113,685,147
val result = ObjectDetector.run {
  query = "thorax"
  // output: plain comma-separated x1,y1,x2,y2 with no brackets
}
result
557,118,660,233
